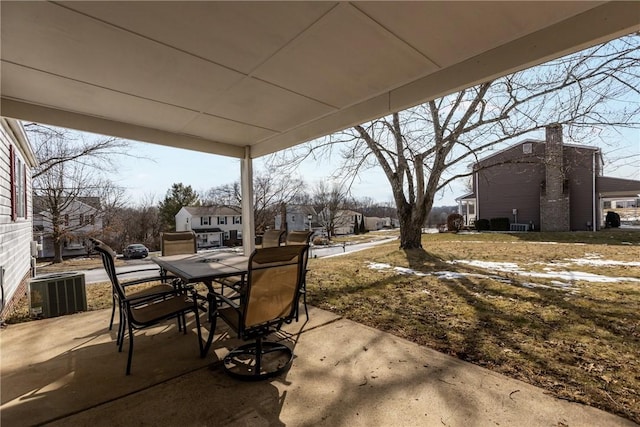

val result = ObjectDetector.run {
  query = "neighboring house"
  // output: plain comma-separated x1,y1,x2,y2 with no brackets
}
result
33,197,103,258
333,210,364,235
364,216,398,231
274,205,316,232
0,118,38,319
365,216,386,231
176,206,242,248
458,124,640,231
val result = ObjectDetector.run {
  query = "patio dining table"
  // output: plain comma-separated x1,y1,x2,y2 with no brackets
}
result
151,251,250,356
151,251,249,291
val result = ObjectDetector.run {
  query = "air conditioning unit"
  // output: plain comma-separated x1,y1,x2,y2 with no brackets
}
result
29,272,87,318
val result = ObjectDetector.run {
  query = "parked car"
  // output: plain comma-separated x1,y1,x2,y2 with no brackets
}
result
123,243,149,259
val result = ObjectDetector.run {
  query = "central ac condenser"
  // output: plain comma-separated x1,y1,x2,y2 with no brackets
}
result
29,272,87,318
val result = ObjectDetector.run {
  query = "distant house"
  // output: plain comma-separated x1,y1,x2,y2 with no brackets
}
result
0,118,38,318
458,124,640,231
33,197,103,257
365,216,400,231
333,210,364,235
176,206,242,248
274,205,316,232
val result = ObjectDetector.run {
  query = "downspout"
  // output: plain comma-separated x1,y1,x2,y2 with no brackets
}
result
592,151,597,231
474,170,479,224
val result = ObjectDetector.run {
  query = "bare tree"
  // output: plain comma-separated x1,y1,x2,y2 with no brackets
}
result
278,34,640,248
312,181,347,240
201,182,241,207
203,167,306,233
26,124,130,262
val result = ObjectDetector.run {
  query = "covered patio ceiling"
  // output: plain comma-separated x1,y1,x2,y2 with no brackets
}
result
2,1,638,160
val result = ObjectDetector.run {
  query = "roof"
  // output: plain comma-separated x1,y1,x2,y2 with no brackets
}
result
182,206,241,216
193,228,223,233
598,176,640,197
2,118,38,167
474,139,600,167
2,2,637,159
285,205,317,216
455,192,475,202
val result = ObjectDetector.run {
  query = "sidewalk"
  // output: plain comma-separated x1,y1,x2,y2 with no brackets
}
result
1,307,636,426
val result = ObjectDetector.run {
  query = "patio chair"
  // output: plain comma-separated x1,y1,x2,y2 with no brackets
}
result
89,238,177,339
284,231,313,321
214,229,286,292
160,231,197,281
91,238,204,375
260,229,285,248
206,244,308,380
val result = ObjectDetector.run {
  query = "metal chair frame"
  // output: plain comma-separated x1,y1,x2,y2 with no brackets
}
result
206,245,308,380
92,238,204,375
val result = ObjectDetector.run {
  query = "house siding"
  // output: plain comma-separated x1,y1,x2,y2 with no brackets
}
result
472,135,601,232
565,146,598,230
476,142,546,229
0,119,36,318
33,199,102,258
176,206,242,248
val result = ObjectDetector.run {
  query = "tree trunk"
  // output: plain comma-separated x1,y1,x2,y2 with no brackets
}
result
398,213,423,249
53,238,63,263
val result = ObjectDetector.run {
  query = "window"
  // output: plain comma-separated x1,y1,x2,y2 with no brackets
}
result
201,216,211,226
603,201,611,209
468,202,475,215
9,144,27,220
224,231,230,240
217,216,227,225
233,216,242,224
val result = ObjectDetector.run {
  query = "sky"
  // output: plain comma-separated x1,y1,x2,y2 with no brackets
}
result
114,126,639,208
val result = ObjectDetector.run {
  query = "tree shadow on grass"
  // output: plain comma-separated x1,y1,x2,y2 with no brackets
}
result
310,245,639,424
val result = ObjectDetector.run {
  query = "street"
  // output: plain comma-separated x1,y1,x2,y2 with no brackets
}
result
80,237,398,284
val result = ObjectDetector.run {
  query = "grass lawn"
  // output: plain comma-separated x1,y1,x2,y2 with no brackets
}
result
4,229,639,423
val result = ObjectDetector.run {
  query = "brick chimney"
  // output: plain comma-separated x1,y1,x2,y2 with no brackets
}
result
540,124,570,231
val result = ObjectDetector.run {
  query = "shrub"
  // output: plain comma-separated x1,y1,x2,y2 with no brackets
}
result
447,213,464,232
475,218,490,231
605,211,621,228
312,236,329,245
490,217,510,231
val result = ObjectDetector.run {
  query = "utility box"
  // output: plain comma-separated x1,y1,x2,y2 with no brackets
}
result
29,272,87,318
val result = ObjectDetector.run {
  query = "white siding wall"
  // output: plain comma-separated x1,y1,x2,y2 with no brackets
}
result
0,120,35,314
175,208,190,231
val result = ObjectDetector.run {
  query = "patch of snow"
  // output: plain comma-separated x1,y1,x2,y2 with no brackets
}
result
448,260,640,283
368,262,392,270
565,258,640,267
422,228,440,234
433,271,468,280
394,266,428,276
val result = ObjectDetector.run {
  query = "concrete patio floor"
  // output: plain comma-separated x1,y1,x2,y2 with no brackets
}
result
1,306,636,427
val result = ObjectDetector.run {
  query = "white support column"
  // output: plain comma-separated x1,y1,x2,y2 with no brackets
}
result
241,146,255,256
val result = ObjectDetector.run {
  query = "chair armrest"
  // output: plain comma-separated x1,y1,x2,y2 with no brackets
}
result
124,287,182,304
116,267,160,276
209,290,240,310
121,276,167,287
